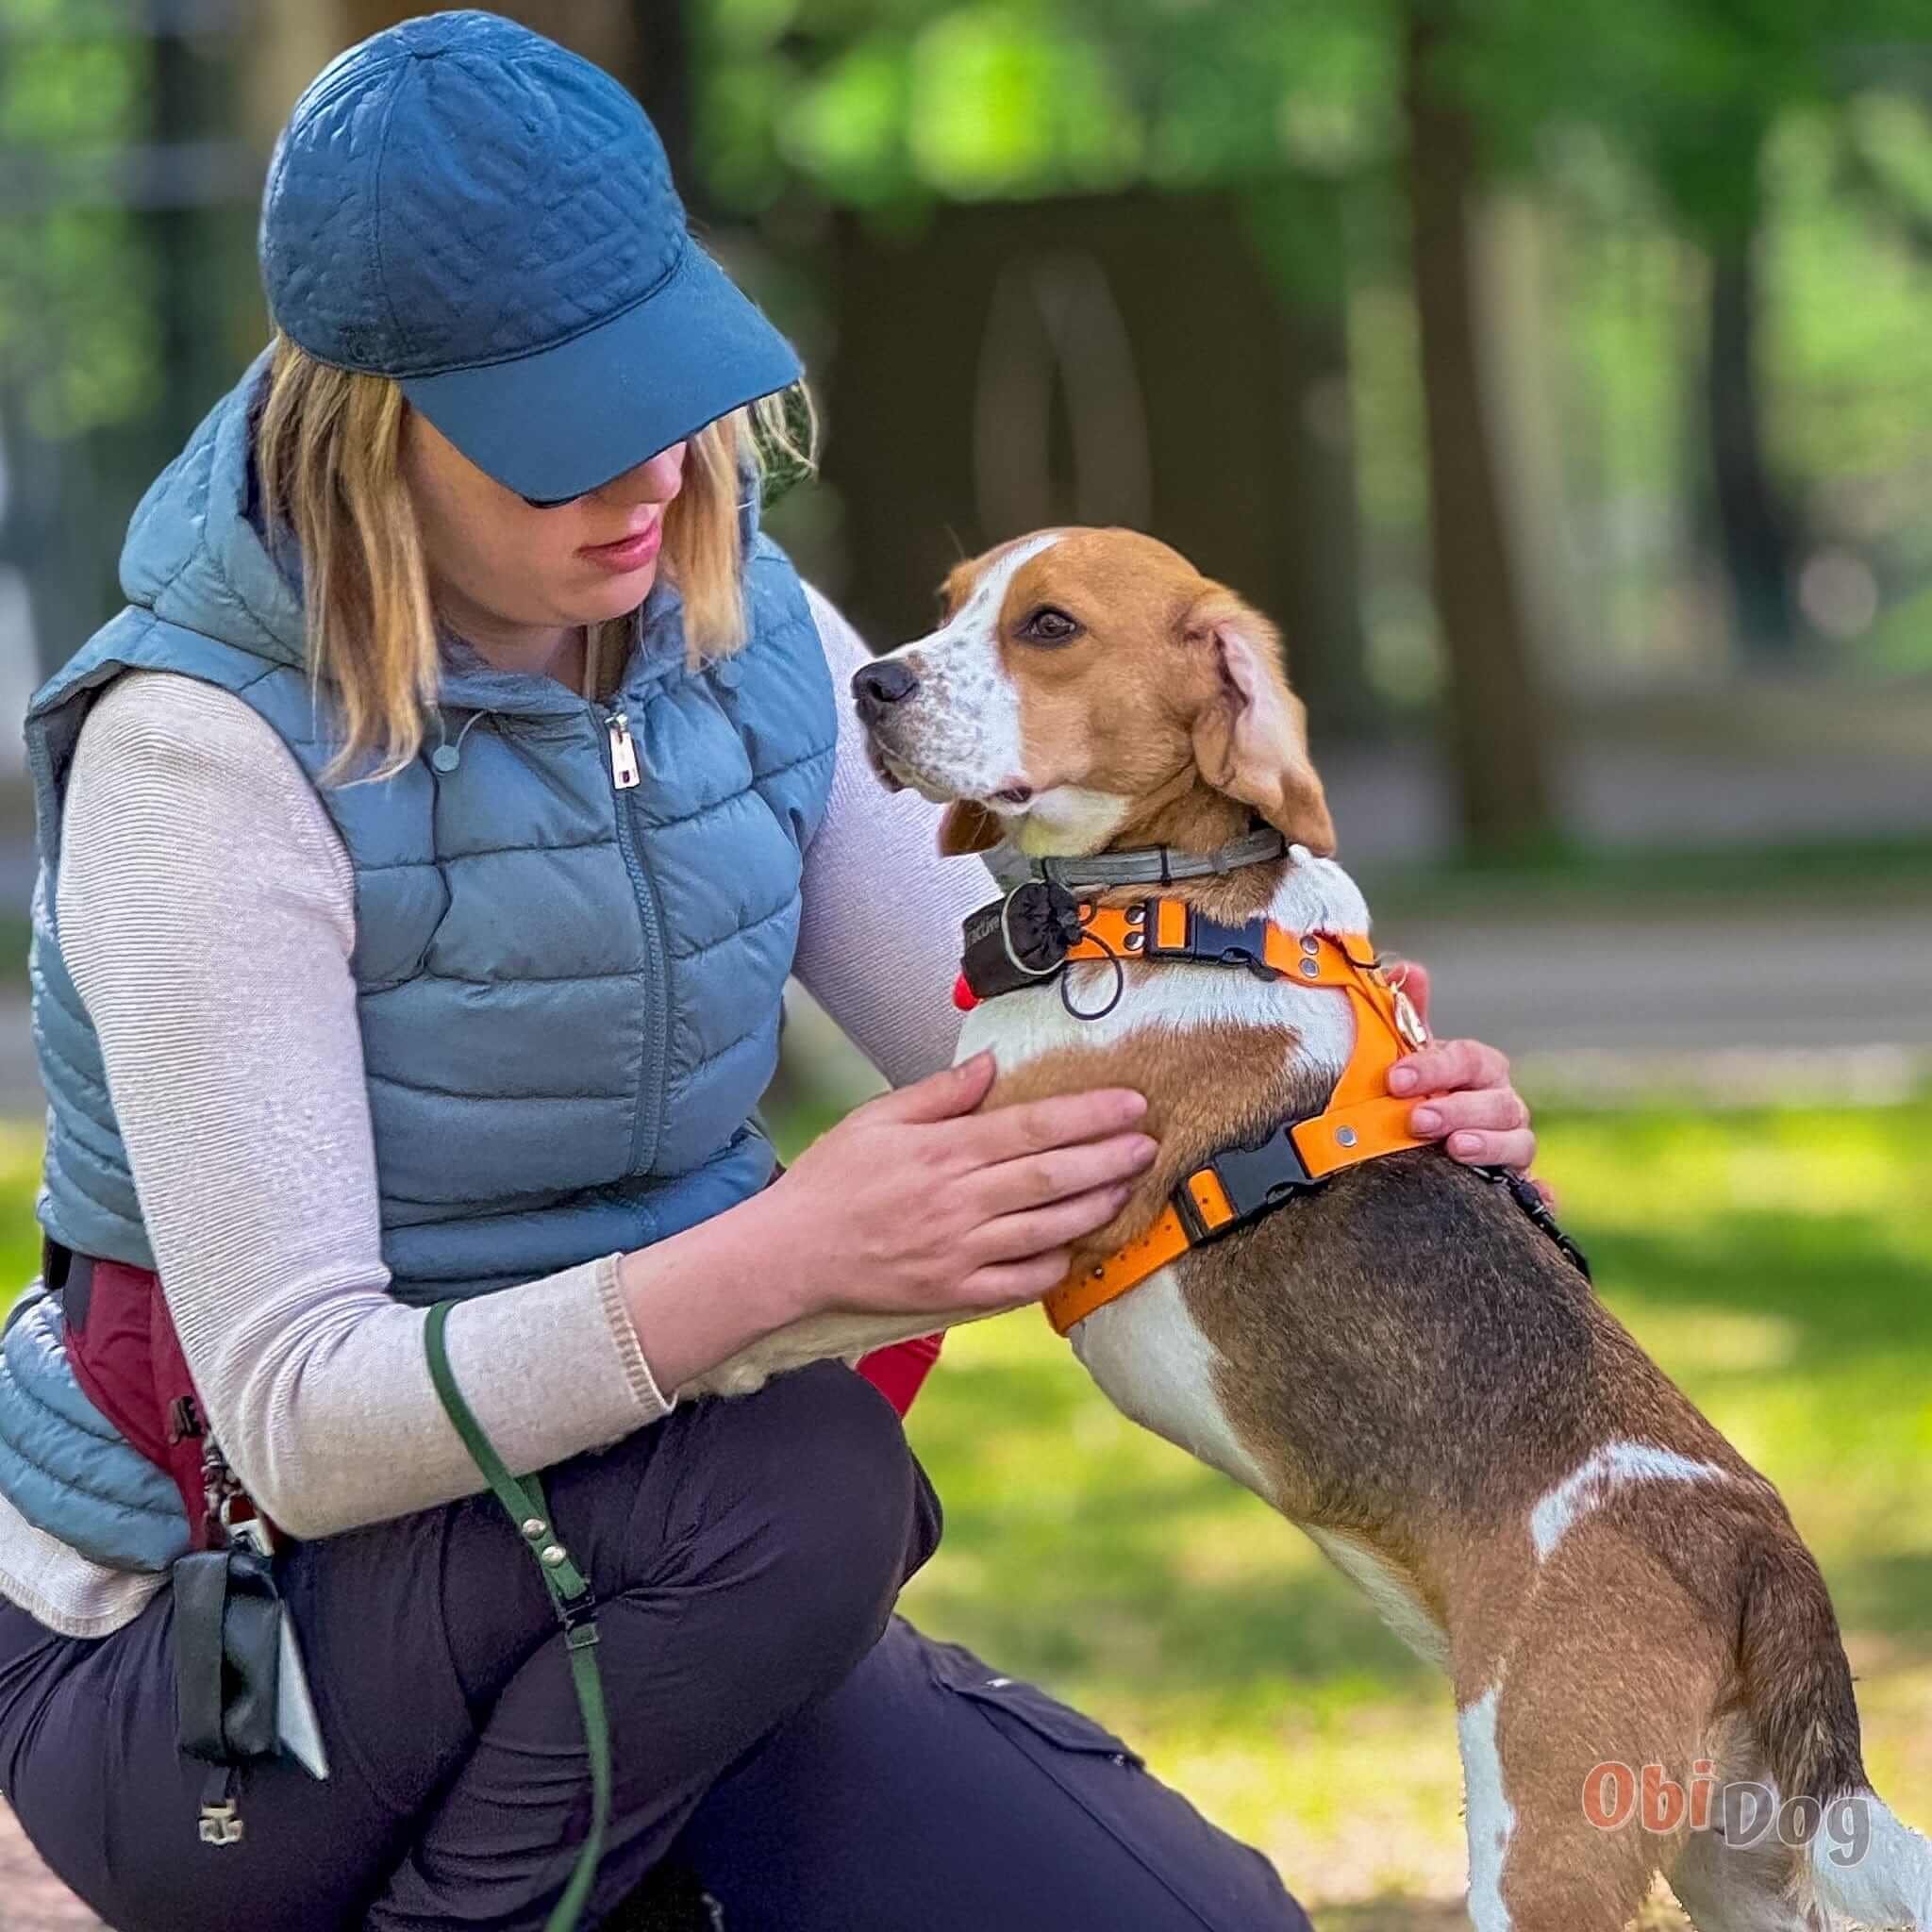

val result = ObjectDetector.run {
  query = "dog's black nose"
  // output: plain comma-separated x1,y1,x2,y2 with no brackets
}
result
852,658,919,720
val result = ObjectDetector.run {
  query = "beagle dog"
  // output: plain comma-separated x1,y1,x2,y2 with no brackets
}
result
694,528,1931,1932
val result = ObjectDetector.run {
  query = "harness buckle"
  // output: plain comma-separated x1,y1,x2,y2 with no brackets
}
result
556,1586,600,1639
1175,1120,1324,1241
1477,1166,1593,1283
1145,908,1281,981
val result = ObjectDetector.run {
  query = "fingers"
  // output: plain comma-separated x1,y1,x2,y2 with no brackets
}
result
969,1181,1136,1265
878,1052,998,1124
970,1132,1158,1218
1387,1036,1508,1099
1407,1088,1529,1140
953,1086,1149,1163
958,1249,1074,1308
1441,1125,1537,1172
1406,1084,1535,1173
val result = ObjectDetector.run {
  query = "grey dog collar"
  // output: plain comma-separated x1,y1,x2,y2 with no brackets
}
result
985,826,1291,894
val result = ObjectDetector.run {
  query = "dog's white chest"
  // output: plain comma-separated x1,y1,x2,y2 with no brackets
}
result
1067,1264,1276,1503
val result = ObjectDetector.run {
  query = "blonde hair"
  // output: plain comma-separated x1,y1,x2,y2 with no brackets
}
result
257,331,815,783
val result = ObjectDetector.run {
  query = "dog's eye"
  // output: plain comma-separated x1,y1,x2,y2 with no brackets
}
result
1020,607,1081,644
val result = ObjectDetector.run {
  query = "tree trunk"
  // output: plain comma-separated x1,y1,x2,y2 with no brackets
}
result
1249,181,1380,741
1706,214,1800,657
1402,4,1557,852
624,0,697,213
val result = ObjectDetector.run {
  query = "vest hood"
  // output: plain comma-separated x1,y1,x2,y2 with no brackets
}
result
118,348,309,672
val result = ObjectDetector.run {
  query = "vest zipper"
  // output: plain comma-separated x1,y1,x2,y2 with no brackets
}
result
596,700,669,1174
607,710,641,791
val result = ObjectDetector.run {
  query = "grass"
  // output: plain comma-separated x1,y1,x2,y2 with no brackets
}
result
2,1098,1926,1924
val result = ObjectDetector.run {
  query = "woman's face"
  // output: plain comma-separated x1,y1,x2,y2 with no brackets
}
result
401,408,688,650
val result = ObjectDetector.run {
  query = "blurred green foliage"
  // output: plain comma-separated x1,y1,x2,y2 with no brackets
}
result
0,0,158,439
5,0,1931,675
696,0,1932,221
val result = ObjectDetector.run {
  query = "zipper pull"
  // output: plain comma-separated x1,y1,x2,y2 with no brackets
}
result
607,710,641,791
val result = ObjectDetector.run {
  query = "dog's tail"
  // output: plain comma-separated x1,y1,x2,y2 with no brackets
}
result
1739,1532,1932,1927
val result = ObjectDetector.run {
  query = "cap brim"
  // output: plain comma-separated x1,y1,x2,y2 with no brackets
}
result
399,242,803,504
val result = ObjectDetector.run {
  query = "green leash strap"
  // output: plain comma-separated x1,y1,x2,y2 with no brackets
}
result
425,1301,611,1932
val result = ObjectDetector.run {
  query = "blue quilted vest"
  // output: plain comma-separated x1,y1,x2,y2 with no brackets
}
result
0,354,835,1571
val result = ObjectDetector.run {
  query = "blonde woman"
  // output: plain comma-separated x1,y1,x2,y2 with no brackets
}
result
0,15,1535,1930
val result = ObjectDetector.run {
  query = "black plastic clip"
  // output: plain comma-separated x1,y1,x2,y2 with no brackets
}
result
1174,1120,1325,1243
1478,1166,1593,1283
1145,908,1282,981
556,1584,601,1641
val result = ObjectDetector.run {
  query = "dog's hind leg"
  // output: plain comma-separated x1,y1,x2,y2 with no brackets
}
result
1453,1524,1735,1931
1456,1677,1525,1932
1457,1672,1662,1932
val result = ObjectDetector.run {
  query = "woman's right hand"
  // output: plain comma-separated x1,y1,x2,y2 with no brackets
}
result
762,1053,1156,1324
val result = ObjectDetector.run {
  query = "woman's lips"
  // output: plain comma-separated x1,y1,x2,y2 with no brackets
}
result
579,520,663,573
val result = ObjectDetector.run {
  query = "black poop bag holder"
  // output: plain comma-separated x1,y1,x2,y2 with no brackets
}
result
174,1439,328,1847
958,879,1086,998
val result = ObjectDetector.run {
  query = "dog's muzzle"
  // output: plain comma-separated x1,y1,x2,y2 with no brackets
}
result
851,658,919,725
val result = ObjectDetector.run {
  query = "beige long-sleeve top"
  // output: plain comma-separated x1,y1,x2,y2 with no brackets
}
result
1,589,986,1637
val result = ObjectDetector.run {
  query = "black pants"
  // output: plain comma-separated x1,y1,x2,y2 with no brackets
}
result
0,1362,1307,1931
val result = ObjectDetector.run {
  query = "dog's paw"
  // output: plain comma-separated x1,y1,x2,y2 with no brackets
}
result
682,1359,774,1400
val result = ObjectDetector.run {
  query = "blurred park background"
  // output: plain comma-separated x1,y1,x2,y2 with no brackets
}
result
1,1,1929,1926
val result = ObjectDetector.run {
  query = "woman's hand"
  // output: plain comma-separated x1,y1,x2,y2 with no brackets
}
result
1382,961,1538,1174
763,1054,1156,1323
616,1056,1153,1397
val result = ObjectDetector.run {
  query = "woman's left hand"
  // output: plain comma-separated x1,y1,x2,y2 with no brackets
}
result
1382,961,1537,1175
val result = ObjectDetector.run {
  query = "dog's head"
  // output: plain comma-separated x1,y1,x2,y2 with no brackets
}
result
851,527,1335,861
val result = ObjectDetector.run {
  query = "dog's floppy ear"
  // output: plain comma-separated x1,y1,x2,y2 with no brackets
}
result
1184,593,1336,857
938,800,1004,856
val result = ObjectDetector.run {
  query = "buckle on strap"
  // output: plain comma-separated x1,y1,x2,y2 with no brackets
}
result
1174,1118,1324,1243
1143,906,1282,980
1477,1166,1593,1283
557,1583,601,1641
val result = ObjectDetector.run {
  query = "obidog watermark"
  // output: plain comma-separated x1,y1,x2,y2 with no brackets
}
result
1584,1761,1871,1866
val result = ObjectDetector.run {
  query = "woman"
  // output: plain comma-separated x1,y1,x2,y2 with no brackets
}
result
0,15,1537,1930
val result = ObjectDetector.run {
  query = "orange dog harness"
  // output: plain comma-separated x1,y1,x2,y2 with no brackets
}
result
1040,901,1430,1335
953,883,1434,1337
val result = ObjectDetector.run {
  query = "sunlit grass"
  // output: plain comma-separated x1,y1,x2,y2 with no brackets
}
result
2,1100,1924,1923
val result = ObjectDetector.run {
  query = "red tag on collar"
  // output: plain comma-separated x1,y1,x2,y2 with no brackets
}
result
952,974,979,1012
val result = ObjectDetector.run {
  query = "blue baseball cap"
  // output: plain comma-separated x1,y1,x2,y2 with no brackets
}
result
259,9,802,504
